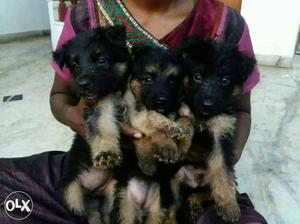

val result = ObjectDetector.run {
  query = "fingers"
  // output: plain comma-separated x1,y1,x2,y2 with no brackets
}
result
120,123,143,139
64,103,86,139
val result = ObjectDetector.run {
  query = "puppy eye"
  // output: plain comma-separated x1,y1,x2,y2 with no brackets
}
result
97,56,106,65
193,73,202,83
169,78,176,85
221,76,230,86
72,61,79,69
142,76,153,85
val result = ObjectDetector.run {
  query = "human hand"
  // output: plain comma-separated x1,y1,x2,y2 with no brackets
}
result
120,123,143,139
63,101,86,138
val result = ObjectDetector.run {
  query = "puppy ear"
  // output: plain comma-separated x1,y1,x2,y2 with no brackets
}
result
131,45,153,60
178,38,196,59
52,45,68,69
179,37,212,59
102,25,127,47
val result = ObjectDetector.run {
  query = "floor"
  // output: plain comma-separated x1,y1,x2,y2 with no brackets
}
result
0,36,299,224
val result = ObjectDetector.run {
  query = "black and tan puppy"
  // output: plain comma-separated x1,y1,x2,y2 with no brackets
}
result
124,46,194,176
179,37,256,222
111,47,194,224
52,26,131,216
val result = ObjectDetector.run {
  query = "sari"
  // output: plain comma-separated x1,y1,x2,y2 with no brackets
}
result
1,0,266,223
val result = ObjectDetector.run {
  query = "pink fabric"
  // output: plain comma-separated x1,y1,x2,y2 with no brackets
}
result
238,23,260,94
51,10,76,81
87,0,96,28
161,0,220,48
216,6,228,41
51,0,260,93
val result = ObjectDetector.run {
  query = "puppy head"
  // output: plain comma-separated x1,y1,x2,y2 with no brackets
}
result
180,37,256,117
53,26,131,100
130,47,185,115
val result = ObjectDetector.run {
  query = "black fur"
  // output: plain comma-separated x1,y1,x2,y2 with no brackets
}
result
52,26,131,221
181,37,255,117
131,46,185,116
53,25,131,100
177,37,256,222
110,47,189,223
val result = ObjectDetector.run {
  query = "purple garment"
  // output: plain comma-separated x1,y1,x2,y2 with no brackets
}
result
0,152,267,224
1,0,267,223
52,0,260,94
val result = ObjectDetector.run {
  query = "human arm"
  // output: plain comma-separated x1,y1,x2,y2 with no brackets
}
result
50,73,143,139
233,92,251,164
50,73,86,137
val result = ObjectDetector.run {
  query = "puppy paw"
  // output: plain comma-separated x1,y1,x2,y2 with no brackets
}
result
165,124,191,140
154,142,184,164
215,203,241,222
137,155,157,176
179,103,193,118
190,203,204,223
93,151,122,170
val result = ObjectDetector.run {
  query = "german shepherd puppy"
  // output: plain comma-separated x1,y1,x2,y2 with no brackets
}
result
124,46,194,176
52,26,131,216
178,37,256,222
110,47,194,224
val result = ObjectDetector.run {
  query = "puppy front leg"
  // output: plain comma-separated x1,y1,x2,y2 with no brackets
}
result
186,192,212,223
207,148,240,222
145,195,162,224
64,180,85,215
84,197,103,224
147,111,190,139
176,104,195,155
134,136,158,176
163,205,177,224
118,188,142,224
147,109,191,163
151,131,180,164
87,98,122,170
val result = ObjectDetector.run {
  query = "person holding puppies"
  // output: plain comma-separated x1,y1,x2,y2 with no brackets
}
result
0,0,267,223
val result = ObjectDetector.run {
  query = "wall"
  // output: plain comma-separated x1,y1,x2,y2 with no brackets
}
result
0,0,50,35
242,0,300,67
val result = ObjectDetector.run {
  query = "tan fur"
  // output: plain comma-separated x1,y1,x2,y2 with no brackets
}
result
163,179,181,224
205,114,240,221
119,188,142,224
164,65,179,77
145,195,162,224
134,135,157,161
88,95,122,169
64,180,85,215
176,116,194,154
232,86,242,97
102,179,118,223
187,191,212,221
145,64,159,74
130,79,142,98
163,205,177,224
206,114,236,139
183,76,189,90
208,149,239,220
188,192,212,209
114,62,128,75
124,86,194,166
147,111,177,130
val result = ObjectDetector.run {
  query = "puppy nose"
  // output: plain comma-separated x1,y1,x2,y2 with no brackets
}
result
203,100,214,107
156,97,167,104
78,78,91,89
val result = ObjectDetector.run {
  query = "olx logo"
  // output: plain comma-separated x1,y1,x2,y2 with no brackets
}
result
4,191,33,220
